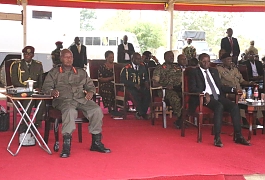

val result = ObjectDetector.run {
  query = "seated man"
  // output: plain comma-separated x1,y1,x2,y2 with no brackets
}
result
152,51,182,128
42,49,110,158
11,46,44,130
188,53,250,147
176,54,188,70
120,52,150,119
216,53,262,127
245,50,263,81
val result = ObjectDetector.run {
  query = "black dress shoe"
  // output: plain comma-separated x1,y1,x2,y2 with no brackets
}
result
142,114,150,120
135,112,142,120
214,137,223,147
174,120,182,129
235,135,250,146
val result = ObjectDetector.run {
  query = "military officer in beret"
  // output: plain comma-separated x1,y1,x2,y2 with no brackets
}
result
120,52,151,119
152,51,183,128
51,41,63,67
42,49,110,158
10,46,44,129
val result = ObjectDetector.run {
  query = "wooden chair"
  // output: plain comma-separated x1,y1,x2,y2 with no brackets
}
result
88,59,106,106
238,64,249,81
113,63,128,119
148,67,171,128
1,58,21,131
43,72,89,152
181,67,241,142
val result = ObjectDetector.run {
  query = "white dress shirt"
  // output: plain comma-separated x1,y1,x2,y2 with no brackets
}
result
123,43,130,60
132,62,138,70
250,61,258,77
199,67,220,95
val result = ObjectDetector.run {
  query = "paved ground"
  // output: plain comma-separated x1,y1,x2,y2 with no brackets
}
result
245,175,265,180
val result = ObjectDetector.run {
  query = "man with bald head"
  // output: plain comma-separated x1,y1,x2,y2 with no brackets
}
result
117,35,135,63
120,52,150,119
43,49,110,158
69,37,87,68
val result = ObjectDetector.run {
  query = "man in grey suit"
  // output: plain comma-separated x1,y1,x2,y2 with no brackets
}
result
69,37,87,68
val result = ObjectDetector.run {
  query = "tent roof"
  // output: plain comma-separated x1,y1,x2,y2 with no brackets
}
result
1,0,265,12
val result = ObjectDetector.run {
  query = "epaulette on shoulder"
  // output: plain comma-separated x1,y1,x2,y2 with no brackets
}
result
125,64,132,69
34,60,42,64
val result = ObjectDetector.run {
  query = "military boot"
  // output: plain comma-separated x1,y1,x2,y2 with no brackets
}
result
90,133,111,153
60,134,72,158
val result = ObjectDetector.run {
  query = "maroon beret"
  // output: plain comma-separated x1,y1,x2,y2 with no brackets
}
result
55,41,63,45
22,46,35,54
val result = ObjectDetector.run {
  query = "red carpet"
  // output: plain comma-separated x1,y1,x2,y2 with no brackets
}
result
0,100,265,180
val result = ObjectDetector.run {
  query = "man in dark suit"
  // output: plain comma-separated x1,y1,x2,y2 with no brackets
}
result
120,53,150,119
188,53,250,147
244,50,263,81
117,35,135,63
142,51,160,72
69,37,87,68
221,28,240,65
176,54,188,71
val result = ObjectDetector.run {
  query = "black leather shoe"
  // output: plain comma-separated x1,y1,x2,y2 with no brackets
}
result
142,114,150,120
214,137,223,147
174,120,182,129
235,135,250,146
90,133,111,153
135,112,142,120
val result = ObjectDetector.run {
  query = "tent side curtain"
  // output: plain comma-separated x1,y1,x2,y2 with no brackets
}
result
1,0,265,12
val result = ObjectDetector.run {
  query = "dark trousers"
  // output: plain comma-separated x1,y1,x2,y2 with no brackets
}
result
127,87,150,115
205,96,241,137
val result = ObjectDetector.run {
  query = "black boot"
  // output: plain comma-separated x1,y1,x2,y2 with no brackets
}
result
90,133,111,153
60,134,72,158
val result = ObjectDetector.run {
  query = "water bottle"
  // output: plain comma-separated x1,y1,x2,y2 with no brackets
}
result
247,87,252,99
253,86,259,101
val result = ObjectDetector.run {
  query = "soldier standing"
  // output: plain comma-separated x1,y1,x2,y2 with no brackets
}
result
120,53,150,119
182,38,196,61
152,51,183,128
42,49,110,158
10,46,44,129
51,41,63,67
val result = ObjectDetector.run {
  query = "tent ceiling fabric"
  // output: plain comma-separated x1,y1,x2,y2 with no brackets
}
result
1,0,265,11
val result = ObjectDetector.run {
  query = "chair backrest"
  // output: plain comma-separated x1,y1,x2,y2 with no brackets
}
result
148,67,156,88
210,62,221,68
1,59,21,87
113,63,125,84
88,59,106,79
182,67,195,110
238,64,249,81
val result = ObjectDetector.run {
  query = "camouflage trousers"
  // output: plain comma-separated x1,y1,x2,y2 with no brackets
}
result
164,89,182,118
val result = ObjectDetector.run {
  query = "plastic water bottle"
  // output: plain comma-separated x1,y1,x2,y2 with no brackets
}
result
253,86,259,101
247,87,252,99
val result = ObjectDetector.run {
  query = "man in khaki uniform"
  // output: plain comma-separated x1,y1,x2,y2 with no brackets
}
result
216,52,260,127
10,46,44,129
42,49,110,158
152,51,183,128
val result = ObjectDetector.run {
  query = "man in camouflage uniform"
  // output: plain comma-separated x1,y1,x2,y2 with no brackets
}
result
10,46,44,129
182,38,196,61
216,52,260,128
42,49,110,158
152,51,183,128
51,41,63,67
120,52,150,119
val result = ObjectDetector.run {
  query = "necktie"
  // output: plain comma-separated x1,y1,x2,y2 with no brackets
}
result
135,65,138,71
77,45,81,53
204,70,218,100
27,64,31,72
229,37,233,51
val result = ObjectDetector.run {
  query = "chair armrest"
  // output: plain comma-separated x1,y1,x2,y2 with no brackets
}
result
91,79,98,82
150,86,163,90
114,83,125,86
183,92,204,96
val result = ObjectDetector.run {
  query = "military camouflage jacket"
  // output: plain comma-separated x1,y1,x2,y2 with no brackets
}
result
182,46,196,60
10,59,43,89
152,63,182,87
42,66,95,107
216,63,244,89
51,48,61,66
120,63,149,89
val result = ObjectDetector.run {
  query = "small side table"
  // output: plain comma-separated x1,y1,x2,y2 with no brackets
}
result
3,93,53,156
